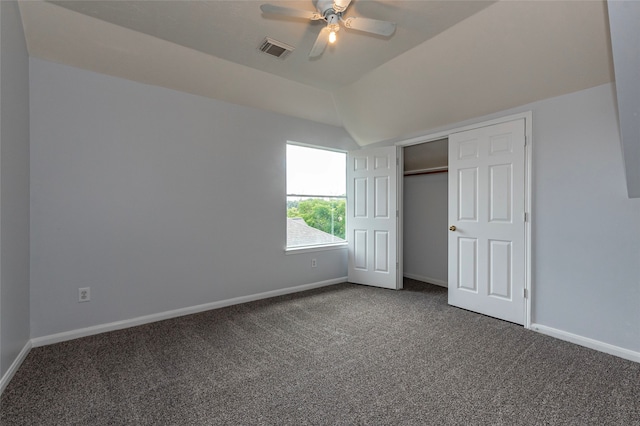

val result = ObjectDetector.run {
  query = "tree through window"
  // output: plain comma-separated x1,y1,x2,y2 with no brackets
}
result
286,143,346,248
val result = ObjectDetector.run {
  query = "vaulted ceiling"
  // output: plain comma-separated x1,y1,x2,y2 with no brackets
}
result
19,1,614,146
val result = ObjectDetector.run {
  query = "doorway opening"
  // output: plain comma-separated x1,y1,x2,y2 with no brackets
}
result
346,113,532,327
402,138,449,290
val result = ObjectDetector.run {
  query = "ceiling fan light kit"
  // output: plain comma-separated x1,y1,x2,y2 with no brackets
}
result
260,0,396,58
326,14,340,44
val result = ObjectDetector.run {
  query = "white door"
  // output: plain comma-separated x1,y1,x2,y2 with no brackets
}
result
448,119,526,324
347,146,399,289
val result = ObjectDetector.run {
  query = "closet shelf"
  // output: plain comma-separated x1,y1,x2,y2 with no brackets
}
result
404,166,448,176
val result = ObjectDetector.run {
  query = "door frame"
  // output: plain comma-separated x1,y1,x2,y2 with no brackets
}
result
395,111,533,329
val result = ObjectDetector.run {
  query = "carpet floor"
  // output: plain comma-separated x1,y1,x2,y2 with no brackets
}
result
1,279,639,425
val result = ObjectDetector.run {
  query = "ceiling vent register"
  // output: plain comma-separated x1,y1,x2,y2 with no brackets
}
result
259,37,295,59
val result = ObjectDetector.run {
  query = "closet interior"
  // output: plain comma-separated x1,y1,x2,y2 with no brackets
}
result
403,138,449,288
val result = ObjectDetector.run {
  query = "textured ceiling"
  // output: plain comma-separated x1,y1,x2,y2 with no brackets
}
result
48,0,495,91
19,1,615,146
335,0,614,144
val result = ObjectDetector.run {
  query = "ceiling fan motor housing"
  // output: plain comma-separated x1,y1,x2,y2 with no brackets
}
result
316,0,342,17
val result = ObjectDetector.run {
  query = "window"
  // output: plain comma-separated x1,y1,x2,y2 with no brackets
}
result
286,143,347,249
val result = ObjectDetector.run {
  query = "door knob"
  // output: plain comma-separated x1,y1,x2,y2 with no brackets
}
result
449,225,456,231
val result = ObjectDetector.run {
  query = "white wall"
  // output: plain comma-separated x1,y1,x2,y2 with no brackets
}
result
403,173,448,286
0,1,31,377
29,58,358,339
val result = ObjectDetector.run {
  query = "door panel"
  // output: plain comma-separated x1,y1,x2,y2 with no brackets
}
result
354,178,367,217
374,176,389,217
374,231,389,272
448,119,526,324
488,239,511,298
458,238,478,291
489,164,512,222
347,146,399,289
353,230,367,270
458,168,478,221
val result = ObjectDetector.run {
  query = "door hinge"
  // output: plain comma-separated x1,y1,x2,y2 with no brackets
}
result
396,262,399,270
396,210,399,218
396,157,400,166
523,288,528,299
524,136,528,146
523,212,528,222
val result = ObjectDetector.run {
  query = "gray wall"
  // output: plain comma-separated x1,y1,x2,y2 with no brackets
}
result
531,83,640,351
403,172,448,286
0,1,31,376
30,58,357,338
27,60,640,354
607,1,640,198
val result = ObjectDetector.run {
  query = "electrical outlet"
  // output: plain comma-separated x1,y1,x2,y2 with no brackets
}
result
79,287,91,302
311,258,317,268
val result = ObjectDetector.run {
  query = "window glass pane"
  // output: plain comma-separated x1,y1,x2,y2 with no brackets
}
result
286,144,346,248
287,197,346,248
287,145,346,196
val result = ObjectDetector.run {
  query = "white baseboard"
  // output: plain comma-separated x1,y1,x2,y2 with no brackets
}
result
32,277,347,348
531,323,640,363
0,340,32,395
403,272,448,288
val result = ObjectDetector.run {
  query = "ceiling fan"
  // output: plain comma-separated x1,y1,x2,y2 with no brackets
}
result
260,0,396,58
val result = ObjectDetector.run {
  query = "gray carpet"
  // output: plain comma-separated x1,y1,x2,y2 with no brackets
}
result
1,279,639,425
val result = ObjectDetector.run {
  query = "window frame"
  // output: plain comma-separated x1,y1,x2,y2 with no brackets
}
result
285,142,348,253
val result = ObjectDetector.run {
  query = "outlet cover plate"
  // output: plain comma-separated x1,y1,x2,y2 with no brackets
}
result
79,287,91,302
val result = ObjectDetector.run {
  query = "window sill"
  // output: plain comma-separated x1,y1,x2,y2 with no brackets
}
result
285,243,348,255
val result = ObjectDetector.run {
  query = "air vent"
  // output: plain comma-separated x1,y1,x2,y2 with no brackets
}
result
259,37,295,59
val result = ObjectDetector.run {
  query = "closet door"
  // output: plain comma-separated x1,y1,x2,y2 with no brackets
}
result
347,146,400,289
448,119,526,324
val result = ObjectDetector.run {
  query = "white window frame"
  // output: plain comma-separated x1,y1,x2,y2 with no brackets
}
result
285,142,348,253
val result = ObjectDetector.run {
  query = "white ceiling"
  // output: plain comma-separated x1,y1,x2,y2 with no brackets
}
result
18,1,614,145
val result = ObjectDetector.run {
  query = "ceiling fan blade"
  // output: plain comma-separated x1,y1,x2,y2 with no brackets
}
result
342,16,396,36
260,4,323,20
333,0,352,13
309,27,331,58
